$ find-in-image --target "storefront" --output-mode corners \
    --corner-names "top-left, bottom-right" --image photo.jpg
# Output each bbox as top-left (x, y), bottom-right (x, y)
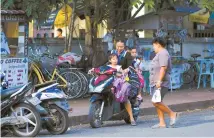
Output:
top-left (1, 10), bottom-right (29, 88)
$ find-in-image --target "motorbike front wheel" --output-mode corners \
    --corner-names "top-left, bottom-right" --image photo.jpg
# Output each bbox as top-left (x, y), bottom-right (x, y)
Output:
top-left (12, 103), bottom-right (41, 137)
top-left (88, 102), bottom-right (102, 128)
top-left (46, 105), bottom-right (69, 135)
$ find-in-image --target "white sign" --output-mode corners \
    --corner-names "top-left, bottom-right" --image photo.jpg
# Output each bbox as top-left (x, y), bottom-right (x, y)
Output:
top-left (0, 58), bottom-right (28, 88)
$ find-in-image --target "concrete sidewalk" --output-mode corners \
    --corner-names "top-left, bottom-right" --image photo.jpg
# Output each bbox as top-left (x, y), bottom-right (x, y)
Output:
top-left (68, 88), bottom-right (214, 126)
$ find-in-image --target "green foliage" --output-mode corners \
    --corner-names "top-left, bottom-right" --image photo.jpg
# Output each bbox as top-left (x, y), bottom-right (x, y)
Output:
top-left (200, 0), bottom-right (214, 11)
top-left (1, 0), bottom-right (63, 22)
top-left (1, 0), bottom-right (214, 25)
top-left (144, 0), bottom-right (155, 9)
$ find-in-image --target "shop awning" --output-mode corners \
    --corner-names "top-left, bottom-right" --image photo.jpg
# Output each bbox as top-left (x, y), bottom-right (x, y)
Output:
top-left (1, 10), bottom-right (25, 15)
top-left (114, 6), bottom-right (200, 30)
top-left (115, 12), bottom-right (159, 30)
top-left (1, 10), bottom-right (26, 22)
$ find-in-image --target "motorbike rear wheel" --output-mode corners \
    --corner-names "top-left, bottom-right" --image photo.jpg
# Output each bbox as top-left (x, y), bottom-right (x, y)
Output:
top-left (88, 102), bottom-right (102, 128)
top-left (46, 104), bottom-right (69, 135)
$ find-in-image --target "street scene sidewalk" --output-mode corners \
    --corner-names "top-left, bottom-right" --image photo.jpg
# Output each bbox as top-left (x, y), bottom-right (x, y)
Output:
top-left (2, 0), bottom-right (214, 137)
top-left (68, 88), bottom-right (214, 126)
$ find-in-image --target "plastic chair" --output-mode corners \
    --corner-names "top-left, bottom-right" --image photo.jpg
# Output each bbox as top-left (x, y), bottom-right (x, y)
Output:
top-left (169, 74), bottom-right (173, 92)
top-left (197, 59), bottom-right (214, 89)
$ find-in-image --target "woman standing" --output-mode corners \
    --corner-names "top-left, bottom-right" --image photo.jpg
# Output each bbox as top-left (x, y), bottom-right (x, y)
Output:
top-left (150, 37), bottom-right (178, 128)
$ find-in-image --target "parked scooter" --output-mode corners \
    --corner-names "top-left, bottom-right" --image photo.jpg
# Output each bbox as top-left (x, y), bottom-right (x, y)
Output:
top-left (31, 81), bottom-right (71, 135)
top-left (88, 66), bottom-right (142, 128)
top-left (1, 73), bottom-right (42, 137)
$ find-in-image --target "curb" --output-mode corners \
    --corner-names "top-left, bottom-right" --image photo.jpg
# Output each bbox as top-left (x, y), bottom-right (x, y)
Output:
top-left (68, 99), bottom-right (214, 126)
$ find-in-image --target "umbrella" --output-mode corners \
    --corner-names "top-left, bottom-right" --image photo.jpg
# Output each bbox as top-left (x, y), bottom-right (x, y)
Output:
top-left (189, 8), bottom-right (210, 24)
top-left (54, 4), bottom-right (72, 28)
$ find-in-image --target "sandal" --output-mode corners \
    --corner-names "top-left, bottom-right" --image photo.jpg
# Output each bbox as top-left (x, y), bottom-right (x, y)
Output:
top-left (170, 112), bottom-right (179, 126)
top-left (131, 120), bottom-right (137, 126)
top-left (151, 124), bottom-right (166, 129)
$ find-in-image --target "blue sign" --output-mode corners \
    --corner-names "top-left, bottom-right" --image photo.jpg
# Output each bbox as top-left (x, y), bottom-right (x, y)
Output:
top-left (209, 12), bottom-right (214, 25)
top-left (174, 6), bottom-right (200, 13)
top-left (39, 9), bottom-right (59, 29)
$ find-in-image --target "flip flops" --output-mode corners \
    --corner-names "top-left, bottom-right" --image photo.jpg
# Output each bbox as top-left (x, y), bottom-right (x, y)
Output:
top-left (131, 120), bottom-right (137, 126)
top-left (151, 124), bottom-right (166, 129)
top-left (170, 112), bottom-right (179, 126)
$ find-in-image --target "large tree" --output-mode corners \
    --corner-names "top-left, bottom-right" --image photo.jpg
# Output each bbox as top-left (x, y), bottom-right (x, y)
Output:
top-left (2, 0), bottom-right (214, 53)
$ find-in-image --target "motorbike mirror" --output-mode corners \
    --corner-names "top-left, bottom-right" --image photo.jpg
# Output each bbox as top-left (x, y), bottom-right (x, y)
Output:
top-left (1, 72), bottom-right (6, 80)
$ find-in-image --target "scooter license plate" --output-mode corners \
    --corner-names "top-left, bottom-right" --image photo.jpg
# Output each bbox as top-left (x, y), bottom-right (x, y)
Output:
top-left (28, 97), bottom-right (41, 105)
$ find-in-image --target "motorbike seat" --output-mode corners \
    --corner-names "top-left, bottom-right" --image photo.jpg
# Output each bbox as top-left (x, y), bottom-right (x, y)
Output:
top-left (191, 54), bottom-right (201, 60)
top-left (34, 80), bottom-right (57, 91)
top-left (0, 86), bottom-right (23, 100)
top-left (34, 81), bottom-right (58, 92)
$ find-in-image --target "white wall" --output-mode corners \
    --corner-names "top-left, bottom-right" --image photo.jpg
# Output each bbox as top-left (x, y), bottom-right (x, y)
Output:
top-left (182, 42), bottom-right (214, 59)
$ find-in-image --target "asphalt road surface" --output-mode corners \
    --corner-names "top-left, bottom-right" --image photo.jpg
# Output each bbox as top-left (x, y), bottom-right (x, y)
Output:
top-left (38, 107), bottom-right (214, 137)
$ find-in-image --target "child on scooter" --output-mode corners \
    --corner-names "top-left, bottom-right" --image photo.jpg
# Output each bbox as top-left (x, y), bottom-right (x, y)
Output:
top-left (89, 54), bottom-right (137, 126)
top-left (107, 54), bottom-right (137, 126)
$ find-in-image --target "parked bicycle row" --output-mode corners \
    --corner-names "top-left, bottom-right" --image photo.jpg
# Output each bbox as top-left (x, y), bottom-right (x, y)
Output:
top-left (28, 47), bottom-right (90, 99)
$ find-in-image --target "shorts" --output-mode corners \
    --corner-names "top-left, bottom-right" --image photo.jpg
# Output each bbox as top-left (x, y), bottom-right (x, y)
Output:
top-left (150, 87), bottom-right (168, 101)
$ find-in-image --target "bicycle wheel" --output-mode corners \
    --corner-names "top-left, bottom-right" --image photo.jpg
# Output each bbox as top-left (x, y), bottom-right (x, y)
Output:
top-left (77, 71), bottom-right (89, 98)
top-left (57, 71), bottom-right (83, 99)
top-left (74, 71), bottom-right (87, 98)
top-left (183, 71), bottom-right (194, 84)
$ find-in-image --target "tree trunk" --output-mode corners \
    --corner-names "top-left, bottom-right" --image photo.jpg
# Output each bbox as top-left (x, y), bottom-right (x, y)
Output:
top-left (68, 0), bottom-right (77, 52)
top-left (64, 0), bottom-right (68, 52)
top-left (85, 15), bottom-right (92, 54)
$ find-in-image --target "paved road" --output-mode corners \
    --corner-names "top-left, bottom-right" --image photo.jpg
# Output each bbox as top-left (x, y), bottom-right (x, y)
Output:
top-left (39, 108), bottom-right (214, 137)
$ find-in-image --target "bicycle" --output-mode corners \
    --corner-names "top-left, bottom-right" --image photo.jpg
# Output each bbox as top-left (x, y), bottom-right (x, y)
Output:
top-left (182, 54), bottom-right (212, 86)
top-left (28, 48), bottom-right (83, 99)
top-left (182, 54), bottom-right (201, 84)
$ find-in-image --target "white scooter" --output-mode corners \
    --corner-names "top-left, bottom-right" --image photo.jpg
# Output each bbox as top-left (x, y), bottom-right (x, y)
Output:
top-left (31, 81), bottom-right (72, 135)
